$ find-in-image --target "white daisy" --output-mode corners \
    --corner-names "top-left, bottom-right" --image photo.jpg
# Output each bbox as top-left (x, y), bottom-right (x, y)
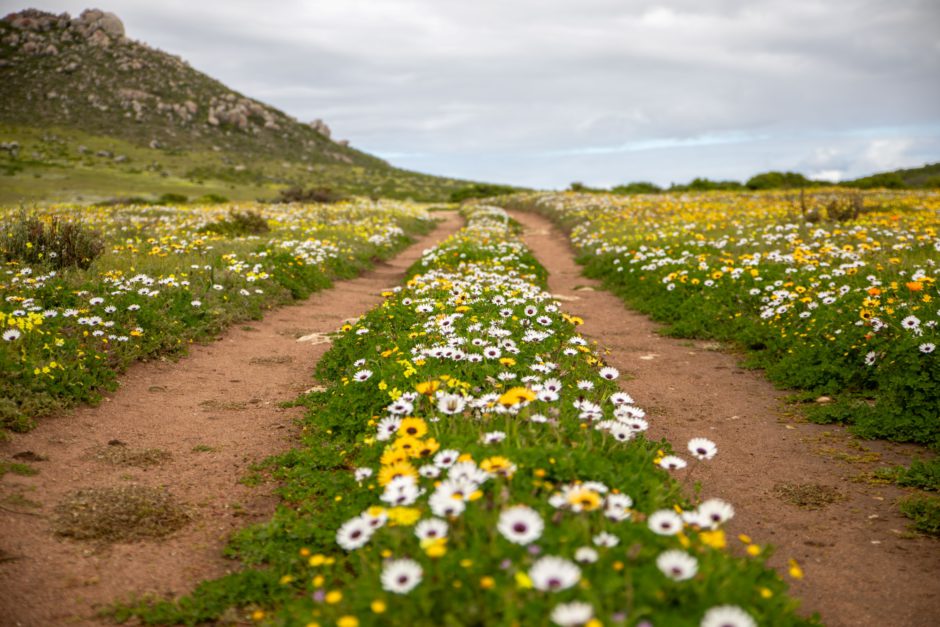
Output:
top-left (497, 505), bottom-right (544, 545)
top-left (648, 509), bottom-right (684, 535)
top-left (551, 601), bottom-right (594, 627)
top-left (599, 366), bottom-right (619, 380)
top-left (419, 464), bottom-right (441, 478)
top-left (2, 329), bottom-right (21, 341)
top-left (336, 517), bottom-right (373, 551)
top-left (688, 437), bottom-right (718, 460)
top-left (700, 605), bottom-right (756, 627)
top-left (414, 518), bottom-right (448, 541)
top-left (354, 467), bottom-right (373, 482)
top-left (592, 531), bottom-right (619, 547)
top-left (352, 369), bottom-right (373, 382)
top-left (697, 498), bottom-right (735, 528)
top-left (609, 391), bottom-right (634, 405)
top-left (434, 449), bottom-right (461, 468)
top-left (483, 431), bottom-right (506, 444)
top-left (529, 556), bottom-right (581, 592)
top-left (901, 315), bottom-right (921, 330)
top-left (659, 456), bottom-right (688, 470)
top-left (920, 343), bottom-right (936, 354)
top-left (657, 550), bottom-right (699, 581)
top-left (376, 416), bottom-right (402, 441)
top-left (574, 547), bottom-right (599, 563)
top-left (428, 490), bottom-right (466, 517)
top-left (381, 558), bottom-right (423, 594)
top-left (436, 392), bottom-right (467, 414)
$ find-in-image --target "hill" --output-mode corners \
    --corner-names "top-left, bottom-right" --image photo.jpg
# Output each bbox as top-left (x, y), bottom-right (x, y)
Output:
top-left (0, 8), bottom-right (477, 203)
top-left (840, 162), bottom-right (940, 189)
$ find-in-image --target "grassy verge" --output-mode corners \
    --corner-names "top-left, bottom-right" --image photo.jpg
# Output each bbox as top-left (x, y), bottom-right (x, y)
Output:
top-left (114, 205), bottom-right (814, 626)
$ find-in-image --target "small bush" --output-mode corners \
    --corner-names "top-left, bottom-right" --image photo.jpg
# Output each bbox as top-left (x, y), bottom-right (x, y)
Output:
top-left (156, 192), bottom-right (188, 205)
top-left (194, 193), bottom-right (229, 204)
top-left (0, 213), bottom-right (104, 269)
top-left (198, 209), bottom-right (270, 236)
top-left (449, 183), bottom-right (517, 203)
top-left (276, 186), bottom-right (346, 204)
top-left (898, 495), bottom-right (940, 536)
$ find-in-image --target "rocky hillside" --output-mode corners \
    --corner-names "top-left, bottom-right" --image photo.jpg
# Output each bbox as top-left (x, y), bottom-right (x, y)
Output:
top-left (0, 8), bottom-right (475, 202)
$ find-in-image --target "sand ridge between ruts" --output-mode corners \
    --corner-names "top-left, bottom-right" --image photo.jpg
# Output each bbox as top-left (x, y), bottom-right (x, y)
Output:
top-left (507, 209), bottom-right (940, 627)
top-left (0, 211), bottom-right (464, 626)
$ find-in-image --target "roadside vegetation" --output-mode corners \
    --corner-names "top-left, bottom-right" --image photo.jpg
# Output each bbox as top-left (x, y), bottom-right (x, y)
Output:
top-left (503, 189), bottom-right (940, 536)
top-left (0, 199), bottom-right (436, 435)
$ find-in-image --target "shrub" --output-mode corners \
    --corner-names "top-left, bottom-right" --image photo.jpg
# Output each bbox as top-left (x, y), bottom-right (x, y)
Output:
top-left (448, 183), bottom-right (517, 203)
top-left (198, 209), bottom-right (270, 236)
top-left (0, 213), bottom-right (104, 269)
top-left (898, 495), bottom-right (940, 536)
top-left (276, 186), bottom-right (346, 204)
top-left (612, 181), bottom-right (662, 194)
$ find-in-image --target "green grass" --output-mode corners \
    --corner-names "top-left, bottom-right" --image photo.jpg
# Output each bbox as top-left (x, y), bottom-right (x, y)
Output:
top-left (0, 124), bottom-right (475, 203)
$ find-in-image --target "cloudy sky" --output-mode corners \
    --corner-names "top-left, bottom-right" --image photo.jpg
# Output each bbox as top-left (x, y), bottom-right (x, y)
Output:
top-left (8, 1), bottom-right (940, 188)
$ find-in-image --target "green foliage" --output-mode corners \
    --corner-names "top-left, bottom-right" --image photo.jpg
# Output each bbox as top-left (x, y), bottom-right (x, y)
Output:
top-left (671, 178), bottom-right (744, 191)
top-left (276, 186), bottom-right (347, 204)
top-left (156, 192), bottom-right (189, 205)
top-left (198, 209), bottom-right (270, 237)
top-left (0, 460), bottom-right (39, 478)
top-left (843, 164), bottom-right (940, 190)
top-left (611, 181), bottom-right (663, 194)
top-left (449, 183), bottom-right (518, 203)
top-left (898, 495), bottom-right (940, 536)
top-left (0, 212), bottom-right (104, 269)
top-left (746, 171), bottom-right (815, 190)
top-left (882, 458), bottom-right (940, 492)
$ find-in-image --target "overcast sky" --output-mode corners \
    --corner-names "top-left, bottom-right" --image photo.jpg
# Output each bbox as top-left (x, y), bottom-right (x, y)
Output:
top-left (8, 1), bottom-right (940, 188)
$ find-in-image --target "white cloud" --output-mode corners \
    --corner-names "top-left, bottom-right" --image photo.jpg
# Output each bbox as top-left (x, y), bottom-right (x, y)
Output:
top-left (7, 0), bottom-right (940, 186)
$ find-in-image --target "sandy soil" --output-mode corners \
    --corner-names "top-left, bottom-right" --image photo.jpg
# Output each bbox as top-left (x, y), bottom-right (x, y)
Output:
top-left (510, 210), bottom-right (940, 627)
top-left (0, 212), bottom-right (463, 627)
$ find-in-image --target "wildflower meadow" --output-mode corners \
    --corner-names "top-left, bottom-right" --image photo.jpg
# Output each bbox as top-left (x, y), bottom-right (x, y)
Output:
top-left (118, 205), bottom-right (814, 626)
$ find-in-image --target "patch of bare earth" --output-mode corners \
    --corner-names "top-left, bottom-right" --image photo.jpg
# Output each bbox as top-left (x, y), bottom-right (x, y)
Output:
top-left (510, 210), bottom-right (940, 627)
top-left (0, 212), bottom-right (462, 626)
